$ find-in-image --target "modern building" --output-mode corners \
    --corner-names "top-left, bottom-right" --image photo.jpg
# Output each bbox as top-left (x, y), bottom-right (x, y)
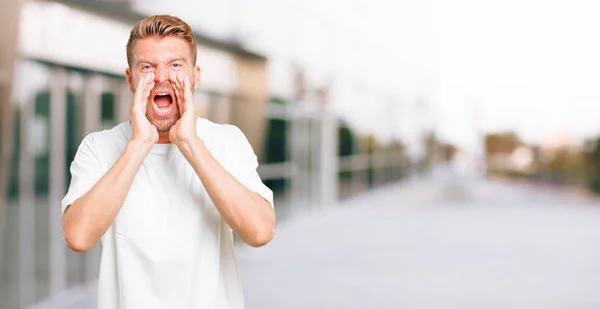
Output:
top-left (1, 1), bottom-right (426, 308)
top-left (2, 1), bottom-right (272, 308)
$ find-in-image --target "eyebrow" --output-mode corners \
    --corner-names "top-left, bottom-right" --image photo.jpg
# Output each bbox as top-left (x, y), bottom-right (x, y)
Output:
top-left (137, 57), bottom-right (186, 66)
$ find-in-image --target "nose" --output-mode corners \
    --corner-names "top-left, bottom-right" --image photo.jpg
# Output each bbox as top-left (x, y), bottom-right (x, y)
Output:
top-left (154, 63), bottom-right (170, 84)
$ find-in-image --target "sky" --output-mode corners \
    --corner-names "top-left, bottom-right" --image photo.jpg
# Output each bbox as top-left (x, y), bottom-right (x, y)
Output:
top-left (434, 0), bottom-right (600, 151)
top-left (134, 0), bottom-right (600, 154)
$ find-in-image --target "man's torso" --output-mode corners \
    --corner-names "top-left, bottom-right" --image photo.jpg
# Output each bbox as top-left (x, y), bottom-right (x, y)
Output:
top-left (91, 119), bottom-right (244, 309)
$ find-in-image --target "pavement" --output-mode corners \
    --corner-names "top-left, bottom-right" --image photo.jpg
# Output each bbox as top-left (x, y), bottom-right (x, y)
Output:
top-left (7, 168), bottom-right (600, 308)
top-left (236, 170), bottom-right (600, 309)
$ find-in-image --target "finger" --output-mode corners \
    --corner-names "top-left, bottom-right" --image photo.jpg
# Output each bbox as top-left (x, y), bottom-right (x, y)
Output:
top-left (146, 73), bottom-right (155, 90)
top-left (170, 73), bottom-right (184, 115)
top-left (183, 76), bottom-right (194, 106)
top-left (184, 76), bottom-right (196, 116)
top-left (143, 77), bottom-right (154, 103)
top-left (132, 74), bottom-right (149, 116)
top-left (169, 71), bottom-right (180, 92)
top-left (170, 73), bottom-right (181, 98)
top-left (175, 88), bottom-right (185, 116)
top-left (134, 74), bottom-right (147, 104)
top-left (141, 73), bottom-right (155, 112)
top-left (136, 74), bottom-right (152, 100)
top-left (170, 73), bottom-right (181, 104)
top-left (176, 74), bottom-right (186, 115)
top-left (176, 73), bottom-right (185, 99)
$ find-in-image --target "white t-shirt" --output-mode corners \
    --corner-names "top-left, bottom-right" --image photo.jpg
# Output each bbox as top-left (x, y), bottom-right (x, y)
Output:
top-left (61, 117), bottom-right (274, 309)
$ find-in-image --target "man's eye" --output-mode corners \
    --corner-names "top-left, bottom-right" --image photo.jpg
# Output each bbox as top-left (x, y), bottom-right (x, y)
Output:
top-left (141, 65), bottom-right (152, 70)
top-left (172, 63), bottom-right (181, 68)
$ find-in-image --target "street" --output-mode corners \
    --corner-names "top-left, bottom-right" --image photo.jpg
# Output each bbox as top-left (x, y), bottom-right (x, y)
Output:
top-left (11, 169), bottom-right (600, 309)
top-left (237, 170), bottom-right (600, 309)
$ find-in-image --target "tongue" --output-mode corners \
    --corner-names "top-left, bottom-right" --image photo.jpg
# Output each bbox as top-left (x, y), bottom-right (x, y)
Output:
top-left (155, 96), bottom-right (171, 108)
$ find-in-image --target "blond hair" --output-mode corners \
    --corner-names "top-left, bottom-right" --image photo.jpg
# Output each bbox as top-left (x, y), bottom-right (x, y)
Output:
top-left (126, 15), bottom-right (197, 67)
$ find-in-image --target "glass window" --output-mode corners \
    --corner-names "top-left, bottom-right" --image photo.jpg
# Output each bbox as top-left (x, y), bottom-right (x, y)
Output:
top-left (1, 60), bottom-right (125, 308)
top-left (2, 59), bottom-right (52, 308)
top-left (101, 92), bottom-right (116, 130)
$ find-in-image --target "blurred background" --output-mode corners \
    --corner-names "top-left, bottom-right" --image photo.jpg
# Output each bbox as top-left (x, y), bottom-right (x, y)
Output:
top-left (2, 0), bottom-right (600, 308)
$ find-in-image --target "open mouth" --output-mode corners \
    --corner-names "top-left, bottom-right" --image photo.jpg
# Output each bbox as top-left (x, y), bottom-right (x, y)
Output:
top-left (152, 92), bottom-right (174, 115)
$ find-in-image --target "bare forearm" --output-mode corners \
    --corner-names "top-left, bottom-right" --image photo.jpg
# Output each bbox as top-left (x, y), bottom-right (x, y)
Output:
top-left (179, 138), bottom-right (275, 247)
top-left (62, 140), bottom-right (151, 251)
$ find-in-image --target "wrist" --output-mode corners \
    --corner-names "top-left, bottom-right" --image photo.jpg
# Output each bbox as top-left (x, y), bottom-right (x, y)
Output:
top-left (177, 137), bottom-right (206, 160)
top-left (126, 139), bottom-right (153, 157)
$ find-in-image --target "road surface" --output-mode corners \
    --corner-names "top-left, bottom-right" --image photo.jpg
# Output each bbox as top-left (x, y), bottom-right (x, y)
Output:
top-left (8, 169), bottom-right (600, 309)
top-left (237, 171), bottom-right (600, 309)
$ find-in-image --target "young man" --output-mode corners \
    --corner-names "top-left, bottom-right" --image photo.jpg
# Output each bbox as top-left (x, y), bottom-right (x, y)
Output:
top-left (60, 15), bottom-right (275, 309)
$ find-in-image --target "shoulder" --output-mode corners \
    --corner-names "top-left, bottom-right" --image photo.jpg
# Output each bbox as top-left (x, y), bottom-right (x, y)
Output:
top-left (78, 122), bottom-right (130, 157)
top-left (195, 118), bottom-right (248, 147)
top-left (195, 118), bottom-right (255, 166)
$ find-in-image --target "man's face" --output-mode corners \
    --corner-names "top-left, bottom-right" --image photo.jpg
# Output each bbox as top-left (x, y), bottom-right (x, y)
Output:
top-left (126, 36), bottom-right (200, 132)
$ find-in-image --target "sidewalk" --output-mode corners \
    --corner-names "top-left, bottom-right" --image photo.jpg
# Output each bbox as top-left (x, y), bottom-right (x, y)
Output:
top-left (488, 175), bottom-right (600, 204)
top-left (235, 177), bottom-right (444, 309)
top-left (23, 178), bottom-right (434, 309)
top-left (235, 174), bottom-right (600, 309)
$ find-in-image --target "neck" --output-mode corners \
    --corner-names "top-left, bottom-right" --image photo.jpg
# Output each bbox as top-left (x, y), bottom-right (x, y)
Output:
top-left (157, 132), bottom-right (171, 144)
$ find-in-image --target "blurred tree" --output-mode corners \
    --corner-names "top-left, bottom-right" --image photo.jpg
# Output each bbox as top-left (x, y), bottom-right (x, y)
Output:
top-left (484, 131), bottom-right (527, 176)
top-left (442, 143), bottom-right (458, 162)
top-left (485, 131), bottom-right (524, 157)
top-left (583, 136), bottom-right (600, 193)
top-left (545, 146), bottom-right (585, 184)
top-left (337, 121), bottom-right (355, 157)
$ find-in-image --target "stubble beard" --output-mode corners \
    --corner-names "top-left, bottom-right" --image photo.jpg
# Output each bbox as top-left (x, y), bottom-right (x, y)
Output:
top-left (145, 103), bottom-right (181, 132)
top-left (141, 80), bottom-right (181, 133)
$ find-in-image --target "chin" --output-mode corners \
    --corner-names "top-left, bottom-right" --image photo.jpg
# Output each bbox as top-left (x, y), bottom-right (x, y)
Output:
top-left (154, 119), bottom-right (178, 132)
top-left (147, 114), bottom-right (179, 133)
top-left (146, 91), bottom-right (180, 132)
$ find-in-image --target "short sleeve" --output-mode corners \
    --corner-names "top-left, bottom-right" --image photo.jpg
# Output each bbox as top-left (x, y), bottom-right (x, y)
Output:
top-left (225, 126), bottom-right (274, 208)
top-left (61, 134), bottom-right (106, 214)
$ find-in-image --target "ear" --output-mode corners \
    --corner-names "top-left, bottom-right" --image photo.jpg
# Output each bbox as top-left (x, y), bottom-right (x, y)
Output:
top-left (192, 65), bottom-right (201, 90)
top-left (125, 68), bottom-right (134, 92)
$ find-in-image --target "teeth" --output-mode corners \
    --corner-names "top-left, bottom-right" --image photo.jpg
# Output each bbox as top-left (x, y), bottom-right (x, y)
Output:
top-left (156, 93), bottom-right (169, 96)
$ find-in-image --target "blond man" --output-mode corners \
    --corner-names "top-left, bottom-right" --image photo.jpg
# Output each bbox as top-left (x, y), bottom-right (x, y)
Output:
top-left (60, 15), bottom-right (275, 309)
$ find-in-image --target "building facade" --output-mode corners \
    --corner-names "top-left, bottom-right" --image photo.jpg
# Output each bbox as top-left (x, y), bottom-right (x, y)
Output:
top-left (1, 1), bottom-right (422, 308)
top-left (2, 1), bottom-right (271, 308)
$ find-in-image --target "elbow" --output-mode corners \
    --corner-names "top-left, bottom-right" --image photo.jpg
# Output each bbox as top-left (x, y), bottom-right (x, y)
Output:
top-left (246, 228), bottom-right (274, 248)
top-left (237, 198), bottom-right (276, 247)
top-left (63, 228), bottom-right (94, 252)
top-left (62, 217), bottom-right (94, 253)
top-left (245, 214), bottom-right (276, 248)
